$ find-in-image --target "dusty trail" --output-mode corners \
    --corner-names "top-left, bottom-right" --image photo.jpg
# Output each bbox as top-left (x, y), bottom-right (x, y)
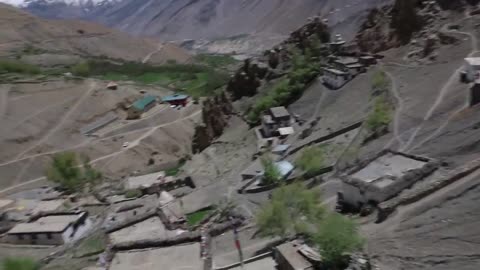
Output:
top-left (382, 68), bottom-right (405, 148)
top-left (0, 109), bottom-right (202, 195)
top-left (14, 81), bottom-right (97, 159)
top-left (401, 25), bottom-right (479, 151)
top-left (142, 44), bottom-right (164, 64)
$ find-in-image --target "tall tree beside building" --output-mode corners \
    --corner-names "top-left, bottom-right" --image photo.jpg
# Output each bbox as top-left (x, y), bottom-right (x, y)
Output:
top-left (256, 182), bottom-right (325, 238)
top-left (46, 152), bottom-right (102, 193)
top-left (313, 213), bottom-right (365, 268)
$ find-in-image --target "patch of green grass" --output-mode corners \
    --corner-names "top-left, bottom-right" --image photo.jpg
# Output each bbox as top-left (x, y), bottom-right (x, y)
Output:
top-left (2, 257), bottom-right (40, 270)
top-left (165, 162), bottom-right (184, 177)
top-left (0, 59), bottom-right (40, 75)
top-left (194, 54), bottom-right (238, 68)
top-left (74, 234), bottom-right (106, 258)
top-left (125, 189), bottom-right (142, 198)
top-left (85, 60), bottom-right (229, 97)
top-left (186, 209), bottom-right (212, 227)
top-left (296, 145), bottom-right (326, 177)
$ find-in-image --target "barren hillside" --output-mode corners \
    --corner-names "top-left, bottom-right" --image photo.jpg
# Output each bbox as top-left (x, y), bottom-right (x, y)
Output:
top-left (0, 3), bottom-right (191, 64)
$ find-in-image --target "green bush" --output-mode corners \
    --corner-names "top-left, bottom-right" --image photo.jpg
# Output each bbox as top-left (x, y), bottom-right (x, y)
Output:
top-left (2, 257), bottom-right (40, 270)
top-left (296, 145), bottom-right (326, 177)
top-left (366, 96), bottom-right (391, 132)
top-left (186, 208), bottom-right (212, 227)
top-left (247, 49), bottom-right (322, 123)
top-left (256, 182), bottom-right (325, 238)
top-left (46, 152), bottom-right (102, 194)
top-left (194, 54), bottom-right (237, 68)
top-left (261, 157), bottom-right (282, 185)
top-left (313, 213), bottom-right (364, 268)
top-left (0, 59), bottom-right (40, 75)
top-left (372, 71), bottom-right (389, 91)
top-left (125, 189), bottom-right (142, 198)
top-left (71, 62), bottom-right (91, 77)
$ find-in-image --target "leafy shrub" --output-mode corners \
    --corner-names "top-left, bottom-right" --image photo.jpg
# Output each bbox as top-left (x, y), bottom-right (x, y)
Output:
top-left (71, 62), bottom-right (91, 77)
top-left (366, 96), bottom-right (391, 132)
top-left (261, 157), bottom-right (281, 185)
top-left (296, 145), bottom-right (326, 177)
top-left (2, 257), bottom-right (40, 270)
top-left (0, 59), bottom-right (40, 75)
top-left (125, 189), bottom-right (142, 198)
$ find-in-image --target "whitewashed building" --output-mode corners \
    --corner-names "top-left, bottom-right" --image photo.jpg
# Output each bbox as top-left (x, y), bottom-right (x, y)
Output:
top-left (4, 212), bottom-right (91, 245)
top-left (322, 68), bottom-right (350, 89)
top-left (464, 57), bottom-right (480, 82)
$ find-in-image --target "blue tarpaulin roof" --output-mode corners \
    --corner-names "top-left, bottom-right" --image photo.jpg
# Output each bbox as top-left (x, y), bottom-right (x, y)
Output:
top-left (162, 94), bottom-right (189, 102)
top-left (133, 95), bottom-right (156, 110)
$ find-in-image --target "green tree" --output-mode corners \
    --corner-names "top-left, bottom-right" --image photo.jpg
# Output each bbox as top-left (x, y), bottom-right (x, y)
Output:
top-left (366, 96), bottom-right (391, 132)
top-left (372, 71), bottom-right (389, 91)
top-left (296, 145), bottom-right (325, 177)
top-left (261, 157), bottom-right (281, 185)
top-left (2, 257), bottom-right (40, 270)
top-left (71, 61), bottom-right (91, 77)
top-left (256, 182), bottom-right (325, 238)
top-left (313, 213), bottom-right (364, 269)
top-left (46, 152), bottom-right (102, 193)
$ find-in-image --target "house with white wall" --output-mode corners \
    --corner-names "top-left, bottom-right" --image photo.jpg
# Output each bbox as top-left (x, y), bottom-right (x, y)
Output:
top-left (464, 57), bottom-right (480, 82)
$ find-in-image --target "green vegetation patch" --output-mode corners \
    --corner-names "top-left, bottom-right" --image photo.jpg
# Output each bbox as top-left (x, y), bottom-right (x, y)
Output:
top-left (71, 60), bottom-right (229, 98)
top-left (194, 54), bottom-right (238, 68)
top-left (366, 96), bottom-right (392, 132)
top-left (125, 189), bottom-right (142, 199)
top-left (186, 208), bottom-right (213, 227)
top-left (1, 257), bottom-right (40, 270)
top-left (73, 234), bottom-right (106, 258)
top-left (247, 49), bottom-right (322, 123)
top-left (0, 59), bottom-right (40, 75)
top-left (165, 159), bottom-right (186, 176)
top-left (46, 152), bottom-right (102, 194)
top-left (296, 145), bottom-right (326, 177)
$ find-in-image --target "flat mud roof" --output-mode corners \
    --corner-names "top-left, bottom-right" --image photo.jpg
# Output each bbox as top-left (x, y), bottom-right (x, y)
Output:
top-left (351, 153), bottom-right (427, 183)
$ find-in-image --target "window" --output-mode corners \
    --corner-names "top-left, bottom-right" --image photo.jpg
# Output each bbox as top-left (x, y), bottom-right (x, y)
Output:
top-left (31, 234), bottom-right (37, 240)
top-left (17, 234), bottom-right (24, 240)
top-left (46, 233), bottom-right (52, 239)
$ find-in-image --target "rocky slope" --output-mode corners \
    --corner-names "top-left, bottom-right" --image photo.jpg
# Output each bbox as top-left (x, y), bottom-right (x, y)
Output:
top-left (17, 0), bottom-right (392, 55)
top-left (0, 3), bottom-right (191, 64)
top-left (355, 0), bottom-right (480, 53)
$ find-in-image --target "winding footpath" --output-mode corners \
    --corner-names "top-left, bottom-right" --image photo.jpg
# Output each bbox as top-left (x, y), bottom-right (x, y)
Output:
top-left (401, 18), bottom-right (479, 152)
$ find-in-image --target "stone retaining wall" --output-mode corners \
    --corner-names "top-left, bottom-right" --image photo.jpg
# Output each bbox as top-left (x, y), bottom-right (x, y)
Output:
top-left (377, 158), bottom-right (480, 222)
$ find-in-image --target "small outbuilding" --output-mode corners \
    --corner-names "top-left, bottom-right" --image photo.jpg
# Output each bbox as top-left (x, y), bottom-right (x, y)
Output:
top-left (162, 94), bottom-right (189, 107)
top-left (127, 95), bottom-right (157, 119)
top-left (322, 68), bottom-right (350, 89)
top-left (106, 82), bottom-right (118, 90)
top-left (464, 57), bottom-right (480, 82)
top-left (4, 212), bottom-right (91, 245)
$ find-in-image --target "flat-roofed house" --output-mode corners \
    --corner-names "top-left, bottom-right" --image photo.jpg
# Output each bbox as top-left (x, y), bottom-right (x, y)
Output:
top-left (275, 242), bottom-right (313, 270)
top-left (262, 107), bottom-right (294, 138)
top-left (4, 212), bottom-right (91, 245)
top-left (465, 57), bottom-right (480, 82)
top-left (127, 95), bottom-right (157, 119)
top-left (322, 68), bottom-right (350, 89)
top-left (161, 94), bottom-right (189, 107)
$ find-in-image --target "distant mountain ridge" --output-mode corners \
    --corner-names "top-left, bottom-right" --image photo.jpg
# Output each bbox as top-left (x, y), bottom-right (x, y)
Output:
top-left (17, 0), bottom-right (389, 39)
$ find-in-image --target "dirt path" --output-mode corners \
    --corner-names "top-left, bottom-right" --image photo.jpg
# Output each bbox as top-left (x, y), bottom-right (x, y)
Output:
top-left (382, 67), bottom-right (405, 148)
top-left (14, 81), bottom-right (97, 159)
top-left (401, 22), bottom-right (479, 151)
top-left (142, 44), bottom-right (164, 64)
top-left (0, 108), bottom-right (202, 195)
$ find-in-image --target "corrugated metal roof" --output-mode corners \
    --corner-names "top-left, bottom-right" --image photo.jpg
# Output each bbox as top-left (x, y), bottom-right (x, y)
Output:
top-left (275, 161), bottom-right (294, 177)
top-left (278, 127), bottom-right (294, 136)
top-left (133, 95), bottom-right (156, 110)
top-left (162, 94), bottom-right (189, 102)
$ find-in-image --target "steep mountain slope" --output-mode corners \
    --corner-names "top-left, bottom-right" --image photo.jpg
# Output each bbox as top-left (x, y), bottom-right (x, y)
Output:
top-left (16, 0), bottom-right (392, 54)
top-left (0, 3), bottom-right (191, 64)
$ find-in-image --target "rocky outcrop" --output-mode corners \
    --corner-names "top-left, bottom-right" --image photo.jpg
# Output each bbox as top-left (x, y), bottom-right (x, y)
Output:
top-left (226, 18), bottom-right (330, 100)
top-left (355, 0), bottom-right (453, 53)
top-left (192, 92), bottom-right (233, 153)
top-left (227, 59), bottom-right (268, 100)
